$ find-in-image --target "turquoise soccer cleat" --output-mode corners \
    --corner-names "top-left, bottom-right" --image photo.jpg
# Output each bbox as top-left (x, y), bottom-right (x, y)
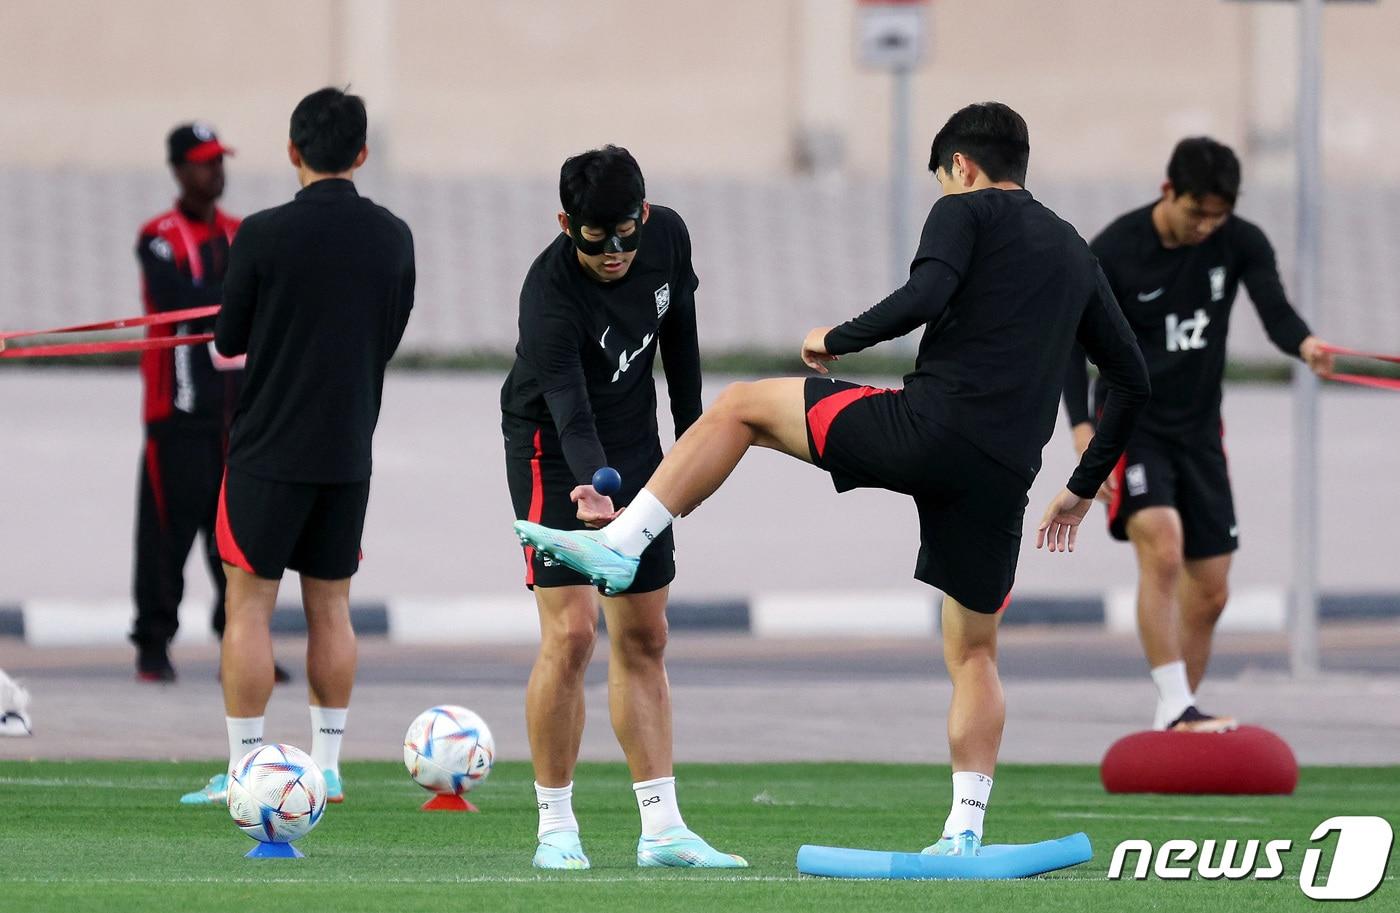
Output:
top-left (533, 830), bottom-right (591, 870)
top-left (637, 827), bottom-right (749, 868)
top-left (323, 768), bottom-right (344, 804)
top-left (922, 829), bottom-right (982, 857)
top-left (514, 521), bottom-right (639, 596)
top-left (178, 772), bottom-right (229, 806)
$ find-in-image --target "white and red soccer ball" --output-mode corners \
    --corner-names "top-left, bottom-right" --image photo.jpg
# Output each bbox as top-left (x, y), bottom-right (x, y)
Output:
top-left (227, 743), bottom-right (327, 844)
top-left (403, 705), bottom-right (494, 796)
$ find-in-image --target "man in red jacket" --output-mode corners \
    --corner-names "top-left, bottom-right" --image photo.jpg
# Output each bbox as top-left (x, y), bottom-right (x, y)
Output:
top-left (131, 122), bottom-right (288, 685)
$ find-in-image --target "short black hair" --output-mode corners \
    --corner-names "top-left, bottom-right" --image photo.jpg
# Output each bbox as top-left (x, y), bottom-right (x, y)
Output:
top-left (929, 101), bottom-right (1030, 184)
top-left (1166, 137), bottom-right (1241, 205)
top-left (289, 87), bottom-right (367, 174)
top-left (559, 145), bottom-right (645, 226)
top-left (928, 102), bottom-right (1030, 185)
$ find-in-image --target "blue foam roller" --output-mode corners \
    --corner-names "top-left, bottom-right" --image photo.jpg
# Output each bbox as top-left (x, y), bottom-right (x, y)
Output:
top-left (796, 832), bottom-right (1092, 880)
top-left (245, 841), bottom-right (305, 859)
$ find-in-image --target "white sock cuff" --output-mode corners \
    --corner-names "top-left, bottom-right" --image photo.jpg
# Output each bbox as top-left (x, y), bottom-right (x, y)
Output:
top-left (226, 716), bottom-right (266, 772)
top-left (602, 488), bottom-right (675, 557)
top-left (953, 771), bottom-right (993, 787)
top-left (535, 781), bottom-right (574, 800)
top-left (632, 775), bottom-right (676, 791)
top-left (1151, 660), bottom-right (1195, 701)
top-left (631, 489), bottom-right (674, 521)
top-left (310, 706), bottom-right (349, 726)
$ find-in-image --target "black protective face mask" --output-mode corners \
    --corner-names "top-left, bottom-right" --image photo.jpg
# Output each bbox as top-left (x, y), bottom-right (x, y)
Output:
top-left (568, 207), bottom-right (643, 256)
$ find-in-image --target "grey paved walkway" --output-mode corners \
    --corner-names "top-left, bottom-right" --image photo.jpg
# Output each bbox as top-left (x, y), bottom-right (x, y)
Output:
top-left (2, 372), bottom-right (1399, 607)
top-left (3, 624), bottom-right (1398, 766)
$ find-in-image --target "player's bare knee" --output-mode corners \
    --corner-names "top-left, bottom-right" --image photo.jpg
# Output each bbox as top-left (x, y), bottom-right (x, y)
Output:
top-left (543, 618), bottom-right (597, 669)
top-left (710, 381), bottom-right (754, 421)
top-left (1135, 527), bottom-right (1184, 583)
top-left (944, 637), bottom-right (996, 672)
top-left (615, 620), bottom-right (668, 664)
top-left (1195, 582), bottom-right (1229, 620)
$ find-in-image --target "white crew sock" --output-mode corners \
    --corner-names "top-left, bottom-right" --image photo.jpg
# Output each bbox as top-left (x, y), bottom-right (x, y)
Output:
top-left (536, 781), bottom-right (579, 838)
top-left (226, 716), bottom-right (265, 774)
top-left (633, 775), bottom-right (687, 837)
top-left (943, 771), bottom-right (994, 840)
top-left (1151, 660), bottom-right (1194, 730)
top-left (310, 706), bottom-right (348, 773)
top-left (601, 489), bottom-right (674, 558)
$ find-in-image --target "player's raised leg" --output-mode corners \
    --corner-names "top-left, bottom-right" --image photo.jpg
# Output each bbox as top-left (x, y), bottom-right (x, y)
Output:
top-left (603, 588), bottom-right (747, 868)
top-left (1178, 554), bottom-right (1231, 692)
top-left (180, 564), bottom-right (278, 805)
top-left (526, 585), bottom-right (597, 870)
top-left (303, 575), bottom-right (355, 803)
top-left (516, 378), bottom-right (811, 592)
top-left (923, 596), bottom-right (1002, 858)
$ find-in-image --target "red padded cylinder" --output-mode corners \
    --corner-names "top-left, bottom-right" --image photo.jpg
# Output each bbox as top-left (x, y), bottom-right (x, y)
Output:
top-left (1101, 725), bottom-right (1298, 795)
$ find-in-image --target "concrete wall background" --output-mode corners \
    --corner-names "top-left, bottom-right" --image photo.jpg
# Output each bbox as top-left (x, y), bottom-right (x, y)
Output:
top-left (2, 0), bottom-right (1398, 181)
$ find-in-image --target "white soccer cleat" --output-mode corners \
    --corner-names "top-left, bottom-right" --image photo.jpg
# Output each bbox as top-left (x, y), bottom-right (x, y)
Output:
top-left (0, 669), bottom-right (32, 737)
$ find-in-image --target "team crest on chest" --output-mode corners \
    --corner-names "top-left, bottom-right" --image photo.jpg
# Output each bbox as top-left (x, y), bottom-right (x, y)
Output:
top-left (1209, 266), bottom-right (1226, 302)
top-left (654, 283), bottom-right (670, 319)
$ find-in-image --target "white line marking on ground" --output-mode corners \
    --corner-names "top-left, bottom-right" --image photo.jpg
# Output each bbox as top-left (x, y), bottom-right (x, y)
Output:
top-left (1052, 811), bottom-right (1271, 824)
top-left (13, 873), bottom-right (1391, 887)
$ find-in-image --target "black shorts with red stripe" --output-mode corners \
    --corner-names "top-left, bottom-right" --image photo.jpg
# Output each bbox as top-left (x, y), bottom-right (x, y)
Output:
top-left (1105, 424), bottom-right (1238, 559)
top-left (216, 467), bottom-right (370, 580)
top-left (804, 377), bottom-right (1029, 614)
top-left (502, 415), bottom-right (675, 593)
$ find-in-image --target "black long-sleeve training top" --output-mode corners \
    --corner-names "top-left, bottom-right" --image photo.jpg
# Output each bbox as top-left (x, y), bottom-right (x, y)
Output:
top-left (825, 188), bottom-right (1150, 500)
top-left (1064, 203), bottom-right (1310, 436)
top-left (215, 179), bottom-right (415, 484)
top-left (500, 204), bottom-right (703, 483)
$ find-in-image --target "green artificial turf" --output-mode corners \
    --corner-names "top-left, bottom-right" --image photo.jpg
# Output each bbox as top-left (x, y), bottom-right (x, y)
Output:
top-left (0, 761), bottom-right (1394, 912)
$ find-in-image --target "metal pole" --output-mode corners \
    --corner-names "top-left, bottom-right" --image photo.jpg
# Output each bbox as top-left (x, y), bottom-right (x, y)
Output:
top-left (1290, 0), bottom-right (1322, 679)
top-left (891, 64), bottom-right (913, 291)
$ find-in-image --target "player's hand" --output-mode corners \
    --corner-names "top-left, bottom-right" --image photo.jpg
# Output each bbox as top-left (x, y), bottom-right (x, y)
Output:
top-left (801, 326), bottom-right (839, 374)
top-left (1035, 488), bottom-right (1091, 553)
top-left (1300, 336), bottom-right (1335, 378)
top-left (570, 485), bottom-right (618, 528)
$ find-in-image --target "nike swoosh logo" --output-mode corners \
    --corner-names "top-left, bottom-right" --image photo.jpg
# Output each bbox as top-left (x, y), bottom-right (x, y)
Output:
top-left (599, 326), bottom-right (611, 349)
top-left (1137, 288), bottom-right (1166, 302)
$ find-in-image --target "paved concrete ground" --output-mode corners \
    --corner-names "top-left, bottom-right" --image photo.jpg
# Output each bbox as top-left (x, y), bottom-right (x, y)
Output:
top-left (2, 371), bottom-right (1398, 607)
top-left (4, 622), bottom-right (1398, 766)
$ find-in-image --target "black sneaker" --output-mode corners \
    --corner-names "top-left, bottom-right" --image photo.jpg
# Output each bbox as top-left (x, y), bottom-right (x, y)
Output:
top-left (1168, 705), bottom-right (1238, 733)
top-left (136, 645), bottom-right (176, 683)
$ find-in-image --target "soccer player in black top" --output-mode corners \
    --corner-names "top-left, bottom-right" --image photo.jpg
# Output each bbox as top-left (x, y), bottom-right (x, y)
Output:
top-left (178, 89), bottom-right (414, 808)
top-left (501, 147), bottom-right (742, 869)
top-left (518, 103), bottom-right (1151, 858)
top-left (1063, 138), bottom-right (1334, 733)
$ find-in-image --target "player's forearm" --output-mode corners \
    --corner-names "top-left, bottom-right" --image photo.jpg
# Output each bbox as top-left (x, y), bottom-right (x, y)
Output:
top-left (1067, 366), bottom-right (1148, 497)
top-left (140, 257), bottom-right (223, 314)
top-left (1244, 268), bottom-right (1311, 357)
top-left (1062, 344), bottom-right (1092, 428)
top-left (542, 385), bottom-right (609, 483)
top-left (1069, 278), bottom-right (1149, 496)
top-left (824, 259), bottom-right (957, 355)
top-left (213, 309), bottom-right (251, 357)
top-left (660, 317), bottom-right (703, 436)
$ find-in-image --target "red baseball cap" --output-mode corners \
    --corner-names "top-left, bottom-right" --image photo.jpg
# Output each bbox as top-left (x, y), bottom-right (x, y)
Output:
top-left (167, 122), bottom-right (235, 165)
